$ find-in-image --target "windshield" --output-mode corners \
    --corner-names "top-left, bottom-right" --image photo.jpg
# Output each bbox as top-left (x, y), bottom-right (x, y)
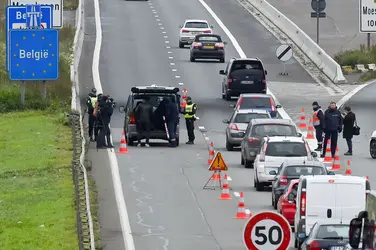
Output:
top-left (252, 124), bottom-right (297, 137)
top-left (231, 60), bottom-right (263, 71)
top-left (238, 97), bottom-right (272, 109)
top-left (197, 36), bottom-right (221, 42)
top-left (265, 142), bottom-right (307, 157)
top-left (185, 22), bottom-right (208, 28)
top-left (316, 225), bottom-right (349, 239)
top-left (133, 94), bottom-right (177, 109)
top-left (283, 166), bottom-right (326, 176)
top-left (234, 113), bottom-right (270, 123)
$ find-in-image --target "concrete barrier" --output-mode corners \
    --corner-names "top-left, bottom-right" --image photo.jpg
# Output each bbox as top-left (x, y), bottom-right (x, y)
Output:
top-left (247, 0), bottom-right (347, 83)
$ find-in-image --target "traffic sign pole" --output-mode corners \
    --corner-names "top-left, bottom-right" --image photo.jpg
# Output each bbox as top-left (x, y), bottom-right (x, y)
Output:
top-left (310, 0), bottom-right (326, 45)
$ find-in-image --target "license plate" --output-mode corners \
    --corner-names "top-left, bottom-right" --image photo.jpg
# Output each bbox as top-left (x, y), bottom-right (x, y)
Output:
top-left (330, 247), bottom-right (344, 250)
top-left (191, 32), bottom-right (199, 34)
top-left (238, 132), bottom-right (245, 136)
top-left (241, 80), bottom-right (254, 84)
top-left (203, 45), bottom-right (214, 49)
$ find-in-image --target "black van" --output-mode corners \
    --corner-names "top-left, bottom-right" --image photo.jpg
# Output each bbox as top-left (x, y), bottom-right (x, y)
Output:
top-left (119, 85), bottom-right (181, 146)
top-left (220, 57), bottom-right (268, 100)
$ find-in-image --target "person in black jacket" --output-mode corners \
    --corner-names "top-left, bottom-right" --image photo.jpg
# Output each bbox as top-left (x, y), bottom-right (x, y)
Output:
top-left (342, 106), bottom-right (356, 155)
top-left (321, 101), bottom-right (343, 159)
top-left (134, 97), bottom-right (154, 148)
top-left (96, 95), bottom-right (114, 149)
top-left (312, 101), bottom-right (325, 151)
top-left (163, 97), bottom-right (179, 147)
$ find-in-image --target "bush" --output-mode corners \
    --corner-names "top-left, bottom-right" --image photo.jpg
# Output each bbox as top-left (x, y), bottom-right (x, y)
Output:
top-left (334, 45), bottom-right (376, 67)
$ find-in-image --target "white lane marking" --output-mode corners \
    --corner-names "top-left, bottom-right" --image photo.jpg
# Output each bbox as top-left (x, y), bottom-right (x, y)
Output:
top-left (227, 176), bottom-right (232, 181)
top-left (164, 36), bottom-right (168, 38)
top-left (198, 0), bottom-right (293, 123)
top-left (156, 19), bottom-right (160, 21)
top-left (150, 6), bottom-right (154, 8)
top-left (178, 82), bottom-right (184, 85)
top-left (204, 136), bottom-right (210, 141)
top-left (245, 209), bottom-right (251, 215)
top-left (92, 0), bottom-right (135, 248)
top-left (175, 76), bottom-right (181, 78)
top-left (172, 69), bottom-right (177, 72)
top-left (155, 15), bottom-right (159, 17)
top-left (168, 51), bottom-right (172, 54)
top-left (162, 31), bottom-right (167, 34)
top-left (165, 41), bottom-right (170, 44)
top-left (170, 62), bottom-right (175, 65)
top-left (168, 57), bottom-right (173, 59)
top-left (198, 126), bottom-right (205, 130)
top-left (337, 80), bottom-right (376, 108)
top-left (234, 192), bottom-right (240, 197)
top-left (160, 27), bottom-right (165, 30)
top-left (158, 23), bottom-right (162, 26)
top-left (166, 46), bottom-right (171, 49)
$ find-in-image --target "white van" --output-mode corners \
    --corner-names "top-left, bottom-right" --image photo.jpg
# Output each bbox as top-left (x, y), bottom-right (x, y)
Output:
top-left (293, 175), bottom-right (371, 249)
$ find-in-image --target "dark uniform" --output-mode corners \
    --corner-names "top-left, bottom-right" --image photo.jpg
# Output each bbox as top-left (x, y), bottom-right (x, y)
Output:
top-left (163, 97), bottom-right (179, 147)
top-left (183, 96), bottom-right (197, 144)
top-left (312, 101), bottom-right (325, 151)
top-left (96, 95), bottom-right (114, 149)
top-left (343, 106), bottom-right (356, 155)
top-left (134, 98), bottom-right (153, 147)
top-left (321, 102), bottom-right (343, 158)
top-left (85, 88), bottom-right (98, 141)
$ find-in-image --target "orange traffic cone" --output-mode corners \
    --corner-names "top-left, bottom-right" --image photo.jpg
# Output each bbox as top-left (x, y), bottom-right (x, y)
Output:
top-left (331, 156), bottom-right (341, 170)
top-left (306, 118), bottom-right (315, 139)
top-left (182, 88), bottom-right (187, 99)
top-left (119, 130), bottom-right (129, 154)
top-left (208, 142), bottom-right (215, 165)
top-left (299, 108), bottom-right (307, 130)
top-left (219, 174), bottom-right (231, 200)
top-left (334, 146), bottom-right (340, 161)
top-left (234, 192), bottom-right (248, 219)
top-left (345, 160), bottom-right (352, 175)
top-left (211, 171), bottom-right (221, 181)
top-left (323, 139), bottom-right (332, 163)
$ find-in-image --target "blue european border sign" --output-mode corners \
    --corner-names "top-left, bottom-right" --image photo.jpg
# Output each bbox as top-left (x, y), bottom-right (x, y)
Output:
top-left (6, 5), bottom-right (53, 71)
top-left (9, 29), bottom-right (59, 80)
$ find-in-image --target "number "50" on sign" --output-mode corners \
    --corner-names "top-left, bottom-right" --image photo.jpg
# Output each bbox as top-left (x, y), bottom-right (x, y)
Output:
top-left (243, 211), bottom-right (292, 250)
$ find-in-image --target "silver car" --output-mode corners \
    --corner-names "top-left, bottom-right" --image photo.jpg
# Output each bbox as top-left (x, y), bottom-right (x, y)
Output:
top-left (222, 109), bottom-right (271, 151)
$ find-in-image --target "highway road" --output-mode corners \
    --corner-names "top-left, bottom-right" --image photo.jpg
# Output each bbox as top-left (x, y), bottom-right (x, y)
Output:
top-left (77, 0), bottom-right (367, 249)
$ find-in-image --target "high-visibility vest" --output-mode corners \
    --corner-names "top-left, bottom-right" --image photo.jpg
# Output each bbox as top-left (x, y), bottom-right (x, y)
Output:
top-left (90, 97), bottom-right (98, 108)
top-left (185, 103), bottom-right (196, 119)
top-left (313, 109), bottom-right (322, 126)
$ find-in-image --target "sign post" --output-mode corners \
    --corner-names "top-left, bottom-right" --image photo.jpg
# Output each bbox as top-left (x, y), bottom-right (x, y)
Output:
top-left (310, 0), bottom-right (326, 45)
top-left (359, 0), bottom-right (376, 49)
top-left (243, 211), bottom-right (292, 250)
top-left (275, 44), bottom-right (293, 76)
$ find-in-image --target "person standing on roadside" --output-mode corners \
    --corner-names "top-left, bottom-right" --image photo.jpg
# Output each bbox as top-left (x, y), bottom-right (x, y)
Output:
top-left (134, 97), bottom-right (153, 148)
top-left (85, 88), bottom-right (98, 141)
top-left (312, 101), bottom-right (325, 151)
top-left (342, 106), bottom-right (356, 156)
top-left (163, 97), bottom-right (179, 147)
top-left (182, 96), bottom-right (197, 145)
top-left (321, 101), bottom-right (343, 159)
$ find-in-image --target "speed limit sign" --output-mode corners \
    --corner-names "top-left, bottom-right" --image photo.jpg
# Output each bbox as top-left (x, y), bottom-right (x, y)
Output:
top-left (243, 211), bottom-right (291, 250)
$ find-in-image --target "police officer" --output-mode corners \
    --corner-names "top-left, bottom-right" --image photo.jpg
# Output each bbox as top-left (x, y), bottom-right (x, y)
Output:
top-left (163, 97), bottom-right (179, 147)
top-left (96, 95), bottom-right (114, 149)
top-left (312, 101), bottom-right (325, 151)
top-left (85, 88), bottom-right (98, 141)
top-left (182, 96), bottom-right (197, 144)
top-left (321, 101), bottom-right (343, 159)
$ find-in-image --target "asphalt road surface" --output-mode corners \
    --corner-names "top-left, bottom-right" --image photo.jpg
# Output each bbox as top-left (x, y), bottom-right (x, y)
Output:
top-left (77, 0), bottom-right (368, 249)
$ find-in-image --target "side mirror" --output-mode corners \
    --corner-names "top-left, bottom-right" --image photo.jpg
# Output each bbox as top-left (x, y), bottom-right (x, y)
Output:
top-left (223, 41), bottom-right (228, 45)
top-left (311, 152), bottom-right (318, 157)
top-left (328, 171), bottom-right (335, 175)
top-left (269, 170), bottom-right (277, 175)
top-left (297, 132), bottom-right (302, 137)
top-left (222, 119), bottom-right (230, 124)
top-left (210, 25), bottom-right (214, 28)
top-left (119, 106), bottom-right (125, 113)
top-left (219, 70), bottom-right (225, 75)
top-left (229, 104), bottom-right (235, 108)
top-left (276, 104), bottom-right (282, 109)
top-left (264, 70), bottom-right (268, 75)
top-left (288, 193), bottom-right (295, 202)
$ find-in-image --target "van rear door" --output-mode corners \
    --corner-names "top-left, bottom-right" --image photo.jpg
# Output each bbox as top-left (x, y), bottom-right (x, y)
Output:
top-left (305, 181), bottom-right (336, 234)
top-left (335, 182), bottom-right (366, 220)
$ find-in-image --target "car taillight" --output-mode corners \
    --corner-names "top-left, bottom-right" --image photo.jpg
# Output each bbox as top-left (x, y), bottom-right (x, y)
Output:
top-left (309, 240), bottom-right (321, 250)
top-left (182, 29), bottom-right (189, 33)
top-left (129, 114), bottom-right (136, 124)
top-left (301, 192), bottom-right (306, 216)
top-left (280, 176), bottom-right (288, 185)
top-left (269, 98), bottom-right (275, 112)
top-left (229, 123), bottom-right (238, 130)
top-left (203, 30), bottom-right (212, 33)
top-left (193, 42), bottom-right (202, 48)
top-left (236, 97), bottom-right (242, 109)
top-left (215, 43), bottom-right (224, 48)
top-left (228, 76), bottom-right (233, 84)
top-left (248, 137), bottom-right (260, 143)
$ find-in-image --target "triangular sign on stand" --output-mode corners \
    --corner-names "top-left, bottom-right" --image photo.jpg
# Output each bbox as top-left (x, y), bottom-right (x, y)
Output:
top-left (208, 152), bottom-right (228, 171)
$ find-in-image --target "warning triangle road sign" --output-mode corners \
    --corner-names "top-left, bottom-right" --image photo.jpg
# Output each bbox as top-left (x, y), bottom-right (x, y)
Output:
top-left (208, 152), bottom-right (228, 171)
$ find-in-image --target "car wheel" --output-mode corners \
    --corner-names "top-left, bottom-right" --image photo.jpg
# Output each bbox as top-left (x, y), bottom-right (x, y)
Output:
top-left (176, 137), bottom-right (179, 146)
top-left (226, 140), bottom-right (233, 151)
top-left (272, 194), bottom-right (275, 207)
top-left (220, 57), bottom-right (225, 63)
top-left (255, 179), bottom-right (264, 191)
top-left (273, 196), bottom-right (278, 209)
top-left (370, 140), bottom-right (376, 159)
top-left (225, 91), bottom-right (231, 101)
top-left (127, 136), bottom-right (134, 146)
top-left (253, 177), bottom-right (256, 188)
top-left (190, 56), bottom-right (195, 62)
top-left (241, 154), bottom-right (244, 165)
top-left (245, 159), bottom-right (253, 169)
top-left (179, 42), bottom-right (184, 48)
top-left (294, 238), bottom-right (298, 248)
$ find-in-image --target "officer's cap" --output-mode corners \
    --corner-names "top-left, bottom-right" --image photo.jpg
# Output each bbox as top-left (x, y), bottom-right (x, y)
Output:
top-left (186, 96), bottom-right (192, 101)
top-left (91, 88), bottom-right (97, 93)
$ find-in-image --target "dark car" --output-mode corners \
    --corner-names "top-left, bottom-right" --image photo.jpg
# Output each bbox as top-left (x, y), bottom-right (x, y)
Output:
top-left (190, 34), bottom-right (226, 62)
top-left (230, 93), bottom-right (282, 118)
top-left (220, 57), bottom-right (268, 100)
top-left (119, 85), bottom-right (181, 146)
top-left (271, 160), bottom-right (332, 209)
top-left (240, 119), bottom-right (301, 168)
top-left (301, 221), bottom-right (350, 250)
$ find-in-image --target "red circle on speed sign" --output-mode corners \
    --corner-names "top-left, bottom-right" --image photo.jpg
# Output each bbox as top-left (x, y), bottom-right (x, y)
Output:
top-left (243, 211), bottom-right (291, 250)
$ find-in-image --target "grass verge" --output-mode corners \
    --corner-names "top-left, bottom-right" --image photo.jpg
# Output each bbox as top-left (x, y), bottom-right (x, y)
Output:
top-left (0, 110), bottom-right (78, 249)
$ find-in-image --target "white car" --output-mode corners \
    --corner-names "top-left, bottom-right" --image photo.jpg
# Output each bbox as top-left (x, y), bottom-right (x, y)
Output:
top-left (370, 130), bottom-right (376, 159)
top-left (253, 136), bottom-right (317, 191)
top-left (178, 19), bottom-right (213, 48)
